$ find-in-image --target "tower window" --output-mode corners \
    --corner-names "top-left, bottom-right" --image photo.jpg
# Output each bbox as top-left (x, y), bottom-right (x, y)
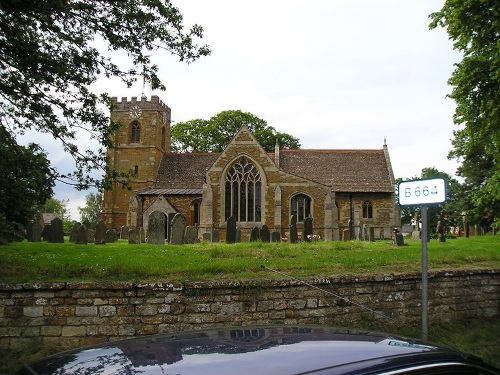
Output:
top-left (291, 194), bottom-right (311, 222)
top-left (131, 122), bottom-right (140, 143)
top-left (225, 158), bottom-right (261, 222)
top-left (362, 200), bottom-right (373, 219)
top-left (134, 165), bottom-right (139, 176)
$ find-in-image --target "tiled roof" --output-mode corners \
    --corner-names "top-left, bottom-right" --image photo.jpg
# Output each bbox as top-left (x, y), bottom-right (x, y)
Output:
top-left (136, 187), bottom-right (202, 195)
top-left (154, 152), bottom-right (219, 189)
top-left (149, 149), bottom-right (394, 194)
top-left (278, 149), bottom-right (394, 193)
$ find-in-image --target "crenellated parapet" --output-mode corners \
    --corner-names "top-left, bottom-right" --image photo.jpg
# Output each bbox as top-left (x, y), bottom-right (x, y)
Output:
top-left (111, 95), bottom-right (171, 121)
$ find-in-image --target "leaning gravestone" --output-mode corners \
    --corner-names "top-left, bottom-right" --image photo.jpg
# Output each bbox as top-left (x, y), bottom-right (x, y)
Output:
top-left (260, 225), bottom-right (270, 242)
top-left (185, 226), bottom-right (199, 244)
top-left (148, 211), bottom-right (166, 245)
top-left (105, 229), bottom-right (118, 243)
top-left (26, 222), bottom-right (42, 242)
top-left (250, 226), bottom-right (260, 242)
top-left (120, 225), bottom-right (129, 239)
top-left (170, 213), bottom-right (186, 245)
top-left (74, 224), bottom-right (88, 245)
top-left (48, 218), bottom-right (64, 243)
top-left (226, 216), bottom-right (236, 244)
top-left (303, 216), bottom-right (313, 241)
top-left (128, 227), bottom-right (141, 244)
top-left (289, 215), bottom-right (298, 243)
top-left (95, 221), bottom-right (107, 245)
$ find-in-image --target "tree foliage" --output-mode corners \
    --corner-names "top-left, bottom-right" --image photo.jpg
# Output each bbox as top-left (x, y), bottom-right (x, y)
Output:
top-left (429, 0), bottom-right (500, 228)
top-left (0, 0), bottom-right (210, 190)
top-left (0, 127), bottom-right (55, 244)
top-left (171, 110), bottom-right (301, 152)
top-left (78, 192), bottom-right (103, 229)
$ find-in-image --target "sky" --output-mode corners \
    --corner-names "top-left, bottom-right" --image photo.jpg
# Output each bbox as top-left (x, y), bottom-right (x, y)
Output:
top-left (34, 0), bottom-right (462, 220)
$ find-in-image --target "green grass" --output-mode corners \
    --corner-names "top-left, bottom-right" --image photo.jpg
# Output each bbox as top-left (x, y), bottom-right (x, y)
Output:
top-left (0, 235), bottom-right (498, 282)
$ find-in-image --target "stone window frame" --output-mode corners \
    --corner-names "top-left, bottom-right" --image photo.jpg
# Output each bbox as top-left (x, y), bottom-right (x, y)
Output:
top-left (130, 121), bottom-right (141, 144)
top-left (290, 193), bottom-right (312, 223)
top-left (223, 156), bottom-right (263, 225)
top-left (190, 198), bottom-right (202, 226)
top-left (362, 200), bottom-right (373, 219)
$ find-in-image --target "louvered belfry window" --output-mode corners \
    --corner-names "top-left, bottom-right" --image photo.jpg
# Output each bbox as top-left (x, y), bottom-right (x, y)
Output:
top-left (225, 158), bottom-right (262, 222)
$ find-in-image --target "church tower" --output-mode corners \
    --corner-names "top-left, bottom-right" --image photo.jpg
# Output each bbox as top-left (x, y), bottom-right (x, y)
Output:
top-left (102, 96), bottom-right (171, 231)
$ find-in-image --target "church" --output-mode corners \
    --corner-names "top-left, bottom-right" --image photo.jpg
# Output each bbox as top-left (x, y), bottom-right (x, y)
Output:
top-left (102, 95), bottom-right (400, 241)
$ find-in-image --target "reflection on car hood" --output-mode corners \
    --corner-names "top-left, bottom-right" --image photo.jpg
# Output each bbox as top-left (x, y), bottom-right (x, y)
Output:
top-left (18, 326), bottom-right (487, 375)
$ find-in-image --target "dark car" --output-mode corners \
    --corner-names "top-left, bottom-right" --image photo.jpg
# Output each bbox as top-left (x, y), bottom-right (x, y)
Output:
top-left (15, 326), bottom-right (499, 375)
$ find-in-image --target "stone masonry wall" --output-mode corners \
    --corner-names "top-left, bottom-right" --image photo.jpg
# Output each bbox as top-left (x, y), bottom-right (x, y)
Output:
top-left (0, 269), bottom-right (498, 351)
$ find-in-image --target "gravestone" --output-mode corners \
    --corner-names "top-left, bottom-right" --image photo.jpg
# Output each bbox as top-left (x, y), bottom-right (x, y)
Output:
top-left (250, 226), bottom-right (260, 242)
top-left (140, 227), bottom-right (146, 243)
top-left (120, 225), bottom-right (129, 239)
top-left (86, 229), bottom-right (95, 243)
top-left (411, 230), bottom-right (421, 241)
top-left (26, 222), bottom-right (42, 242)
top-left (342, 229), bottom-right (351, 241)
top-left (211, 229), bottom-right (219, 243)
top-left (82, 219), bottom-right (91, 231)
top-left (95, 221), bottom-right (106, 245)
top-left (289, 215), bottom-right (298, 243)
top-left (41, 225), bottom-right (51, 242)
top-left (202, 232), bottom-right (212, 242)
top-left (260, 225), bottom-right (270, 242)
top-left (226, 216), bottom-right (236, 244)
top-left (148, 211), bottom-right (166, 245)
top-left (48, 218), bottom-right (64, 243)
top-left (128, 227), bottom-right (141, 244)
top-left (74, 224), bottom-right (88, 245)
top-left (271, 231), bottom-right (281, 242)
top-left (235, 228), bottom-right (241, 243)
top-left (69, 222), bottom-right (80, 242)
top-left (394, 234), bottom-right (404, 246)
top-left (170, 213), bottom-right (186, 245)
top-left (303, 216), bottom-right (313, 241)
top-left (185, 226), bottom-right (199, 244)
top-left (436, 220), bottom-right (446, 243)
top-left (105, 229), bottom-right (118, 243)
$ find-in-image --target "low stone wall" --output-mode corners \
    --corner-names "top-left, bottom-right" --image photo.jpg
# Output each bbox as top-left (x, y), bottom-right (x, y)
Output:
top-left (0, 269), bottom-right (498, 351)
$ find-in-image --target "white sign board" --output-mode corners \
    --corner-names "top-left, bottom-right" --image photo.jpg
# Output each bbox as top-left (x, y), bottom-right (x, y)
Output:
top-left (398, 178), bottom-right (446, 206)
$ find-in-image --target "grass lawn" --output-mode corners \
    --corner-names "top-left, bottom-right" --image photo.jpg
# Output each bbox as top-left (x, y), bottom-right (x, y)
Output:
top-left (0, 235), bottom-right (498, 282)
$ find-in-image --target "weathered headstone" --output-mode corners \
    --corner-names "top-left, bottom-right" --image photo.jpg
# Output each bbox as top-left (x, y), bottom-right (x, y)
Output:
top-left (82, 219), bottom-right (91, 231)
top-left (235, 228), bottom-right (241, 243)
top-left (436, 220), bottom-right (446, 243)
top-left (271, 231), bottom-right (281, 242)
top-left (170, 213), bottom-right (186, 245)
top-left (303, 216), bottom-right (313, 241)
top-left (128, 227), bottom-right (141, 244)
top-left (86, 229), bottom-right (95, 243)
top-left (105, 229), bottom-right (118, 243)
top-left (120, 225), bottom-right (129, 239)
top-left (48, 218), bottom-right (64, 243)
top-left (342, 229), bottom-right (351, 241)
top-left (26, 222), bottom-right (42, 242)
top-left (95, 221), bottom-right (106, 245)
top-left (148, 211), bottom-right (166, 245)
top-left (411, 230), bottom-right (421, 241)
top-left (41, 225), bottom-right (51, 242)
top-left (289, 215), bottom-right (298, 243)
top-left (226, 216), bottom-right (236, 244)
top-left (69, 222), bottom-right (80, 242)
top-left (260, 225), bottom-right (270, 242)
top-left (140, 227), bottom-right (146, 243)
top-left (185, 226), bottom-right (199, 244)
top-left (250, 226), bottom-right (260, 242)
top-left (368, 227), bottom-right (375, 242)
top-left (211, 229), bottom-right (219, 243)
top-left (74, 224), bottom-right (88, 245)
top-left (394, 234), bottom-right (404, 246)
top-left (202, 232), bottom-right (212, 242)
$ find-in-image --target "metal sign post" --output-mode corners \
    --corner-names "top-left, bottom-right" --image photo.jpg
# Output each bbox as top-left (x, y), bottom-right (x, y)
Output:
top-left (398, 178), bottom-right (446, 340)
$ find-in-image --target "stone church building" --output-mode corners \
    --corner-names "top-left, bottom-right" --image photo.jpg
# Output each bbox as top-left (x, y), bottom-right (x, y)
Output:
top-left (102, 96), bottom-right (400, 241)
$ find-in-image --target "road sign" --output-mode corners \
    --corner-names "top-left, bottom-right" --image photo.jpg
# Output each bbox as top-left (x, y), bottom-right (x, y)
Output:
top-left (398, 178), bottom-right (446, 206)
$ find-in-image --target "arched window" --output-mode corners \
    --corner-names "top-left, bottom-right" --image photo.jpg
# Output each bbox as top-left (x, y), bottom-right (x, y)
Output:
top-left (131, 122), bottom-right (140, 143)
top-left (225, 158), bottom-right (262, 222)
top-left (291, 194), bottom-right (312, 222)
top-left (362, 200), bottom-right (373, 219)
top-left (190, 199), bottom-right (201, 226)
top-left (133, 165), bottom-right (139, 176)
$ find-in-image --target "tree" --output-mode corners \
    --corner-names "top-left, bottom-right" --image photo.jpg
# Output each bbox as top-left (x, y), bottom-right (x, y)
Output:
top-left (0, 0), bottom-right (210, 191)
top-left (429, 1), bottom-right (500, 228)
top-left (171, 110), bottom-right (301, 152)
top-left (0, 127), bottom-right (54, 244)
top-left (78, 192), bottom-right (103, 229)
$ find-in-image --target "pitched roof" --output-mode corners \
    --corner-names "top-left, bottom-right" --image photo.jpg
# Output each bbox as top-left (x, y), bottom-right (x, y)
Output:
top-left (278, 149), bottom-right (394, 193)
top-left (149, 148), bottom-right (394, 194)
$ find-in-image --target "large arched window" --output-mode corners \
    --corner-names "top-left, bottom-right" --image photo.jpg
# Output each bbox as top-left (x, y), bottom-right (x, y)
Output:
top-left (291, 194), bottom-right (311, 222)
top-left (131, 122), bottom-right (141, 143)
top-left (362, 200), bottom-right (373, 219)
top-left (225, 158), bottom-right (262, 222)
